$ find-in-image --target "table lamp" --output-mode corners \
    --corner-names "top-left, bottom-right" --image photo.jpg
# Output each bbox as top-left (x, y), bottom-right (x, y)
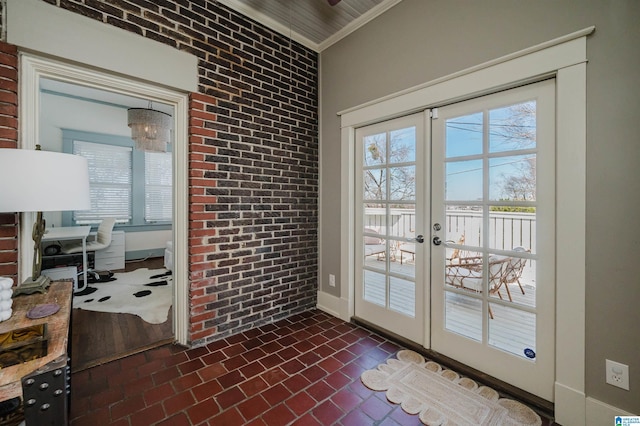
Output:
top-left (0, 146), bottom-right (90, 295)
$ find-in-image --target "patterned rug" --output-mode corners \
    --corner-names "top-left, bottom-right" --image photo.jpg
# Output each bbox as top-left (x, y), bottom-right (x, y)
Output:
top-left (73, 268), bottom-right (172, 324)
top-left (361, 350), bottom-right (542, 426)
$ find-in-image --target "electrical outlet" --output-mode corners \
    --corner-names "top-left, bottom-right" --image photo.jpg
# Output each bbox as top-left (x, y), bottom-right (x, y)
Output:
top-left (605, 359), bottom-right (629, 390)
top-left (329, 274), bottom-right (336, 287)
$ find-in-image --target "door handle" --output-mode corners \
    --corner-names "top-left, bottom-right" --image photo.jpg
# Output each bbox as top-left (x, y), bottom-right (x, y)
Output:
top-left (407, 235), bottom-right (425, 244)
top-left (432, 236), bottom-right (442, 246)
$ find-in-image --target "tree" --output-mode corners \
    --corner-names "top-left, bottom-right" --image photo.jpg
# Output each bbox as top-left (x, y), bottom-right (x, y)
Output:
top-left (492, 101), bottom-right (537, 202)
top-left (363, 132), bottom-right (415, 204)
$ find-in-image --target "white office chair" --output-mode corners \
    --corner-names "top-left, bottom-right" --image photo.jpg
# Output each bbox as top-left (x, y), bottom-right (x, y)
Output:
top-left (62, 218), bottom-right (116, 281)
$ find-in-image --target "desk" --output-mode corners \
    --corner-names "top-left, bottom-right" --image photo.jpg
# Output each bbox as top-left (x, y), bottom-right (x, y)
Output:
top-left (0, 281), bottom-right (73, 424)
top-left (42, 226), bottom-right (91, 291)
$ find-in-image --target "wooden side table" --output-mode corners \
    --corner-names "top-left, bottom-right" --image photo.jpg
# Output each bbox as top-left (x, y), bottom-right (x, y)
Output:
top-left (0, 281), bottom-right (73, 425)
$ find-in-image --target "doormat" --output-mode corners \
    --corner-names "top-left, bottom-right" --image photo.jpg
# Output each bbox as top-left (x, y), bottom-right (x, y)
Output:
top-left (361, 350), bottom-right (542, 426)
top-left (73, 268), bottom-right (172, 324)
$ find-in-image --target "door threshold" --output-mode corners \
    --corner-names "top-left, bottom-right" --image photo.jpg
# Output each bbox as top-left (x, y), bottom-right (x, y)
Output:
top-left (351, 316), bottom-right (555, 421)
top-left (71, 338), bottom-right (175, 373)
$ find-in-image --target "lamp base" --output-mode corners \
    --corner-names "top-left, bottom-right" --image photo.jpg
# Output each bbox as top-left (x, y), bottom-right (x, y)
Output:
top-left (13, 275), bottom-right (51, 297)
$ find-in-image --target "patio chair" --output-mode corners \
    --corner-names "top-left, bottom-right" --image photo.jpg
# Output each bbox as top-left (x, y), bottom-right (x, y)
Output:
top-left (503, 246), bottom-right (530, 296)
top-left (364, 228), bottom-right (386, 260)
top-left (445, 255), bottom-right (512, 319)
top-left (399, 243), bottom-right (415, 264)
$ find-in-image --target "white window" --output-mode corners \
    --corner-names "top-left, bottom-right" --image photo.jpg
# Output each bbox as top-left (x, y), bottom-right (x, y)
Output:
top-left (65, 131), bottom-right (172, 227)
top-left (73, 140), bottom-right (132, 224)
top-left (144, 151), bottom-right (173, 222)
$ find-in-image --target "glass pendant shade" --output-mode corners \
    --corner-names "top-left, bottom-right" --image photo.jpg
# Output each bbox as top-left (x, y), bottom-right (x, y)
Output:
top-left (127, 108), bottom-right (172, 152)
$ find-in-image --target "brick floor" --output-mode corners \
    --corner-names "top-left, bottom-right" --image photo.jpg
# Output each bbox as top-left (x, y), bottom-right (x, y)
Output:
top-left (69, 310), bottom-right (555, 425)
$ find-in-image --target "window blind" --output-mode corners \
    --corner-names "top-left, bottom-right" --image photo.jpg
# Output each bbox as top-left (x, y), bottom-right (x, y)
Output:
top-left (73, 140), bottom-right (132, 224)
top-left (144, 151), bottom-right (172, 222)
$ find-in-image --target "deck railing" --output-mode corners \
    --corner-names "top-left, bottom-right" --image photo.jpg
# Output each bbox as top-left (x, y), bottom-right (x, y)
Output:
top-left (364, 208), bottom-right (535, 252)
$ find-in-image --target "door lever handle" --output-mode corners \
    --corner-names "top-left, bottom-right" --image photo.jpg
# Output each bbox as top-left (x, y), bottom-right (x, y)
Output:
top-left (407, 235), bottom-right (424, 244)
top-left (432, 236), bottom-right (442, 246)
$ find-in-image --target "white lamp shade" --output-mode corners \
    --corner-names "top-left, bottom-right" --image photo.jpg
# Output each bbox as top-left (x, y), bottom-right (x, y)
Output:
top-left (0, 149), bottom-right (91, 212)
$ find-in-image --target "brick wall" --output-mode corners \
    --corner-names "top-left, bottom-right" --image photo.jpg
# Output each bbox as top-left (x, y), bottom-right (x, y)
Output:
top-left (3, 1), bottom-right (318, 345)
top-left (0, 41), bottom-right (19, 280)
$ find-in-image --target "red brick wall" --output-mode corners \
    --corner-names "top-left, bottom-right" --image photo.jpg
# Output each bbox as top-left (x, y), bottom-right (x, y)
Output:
top-left (2, 1), bottom-right (319, 345)
top-left (0, 42), bottom-right (19, 281)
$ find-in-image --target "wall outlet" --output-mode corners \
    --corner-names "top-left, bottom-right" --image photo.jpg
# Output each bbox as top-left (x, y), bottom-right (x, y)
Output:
top-left (605, 359), bottom-right (629, 390)
top-left (329, 274), bottom-right (336, 287)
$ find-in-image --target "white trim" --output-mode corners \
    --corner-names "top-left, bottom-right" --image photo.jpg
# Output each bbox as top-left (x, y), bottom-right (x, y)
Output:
top-left (554, 62), bottom-right (587, 423)
top-left (555, 382), bottom-right (586, 426)
top-left (6, 0), bottom-right (198, 92)
top-left (340, 125), bottom-right (356, 322)
top-left (18, 54), bottom-right (191, 346)
top-left (586, 397), bottom-right (636, 426)
top-left (333, 28), bottom-right (593, 420)
top-left (316, 291), bottom-right (348, 321)
top-left (338, 26), bottom-right (594, 119)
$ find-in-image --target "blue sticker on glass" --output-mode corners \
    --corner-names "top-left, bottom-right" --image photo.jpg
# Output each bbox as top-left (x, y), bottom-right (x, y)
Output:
top-left (524, 348), bottom-right (536, 359)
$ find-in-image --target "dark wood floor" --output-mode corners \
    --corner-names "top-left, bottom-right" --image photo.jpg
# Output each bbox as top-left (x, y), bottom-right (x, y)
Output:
top-left (70, 257), bottom-right (174, 372)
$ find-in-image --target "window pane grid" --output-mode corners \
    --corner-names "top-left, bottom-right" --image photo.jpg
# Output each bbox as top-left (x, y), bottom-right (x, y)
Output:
top-left (73, 140), bottom-right (132, 224)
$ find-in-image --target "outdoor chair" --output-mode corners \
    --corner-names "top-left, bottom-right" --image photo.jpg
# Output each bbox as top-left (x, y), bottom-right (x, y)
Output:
top-left (364, 228), bottom-right (386, 260)
top-left (503, 246), bottom-right (530, 296)
top-left (445, 254), bottom-right (512, 319)
top-left (399, 243), bottom-right (415, 264)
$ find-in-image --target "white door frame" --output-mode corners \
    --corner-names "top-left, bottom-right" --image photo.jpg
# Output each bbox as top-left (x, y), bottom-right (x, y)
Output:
top-left (18, 53), bottom-right (191, 346)
top-left (336, 28), bottom-right (593, 424)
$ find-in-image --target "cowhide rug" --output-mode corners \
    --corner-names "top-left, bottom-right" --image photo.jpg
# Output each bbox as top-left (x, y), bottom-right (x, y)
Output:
top-left (73, 268), bottom-right (172, 324)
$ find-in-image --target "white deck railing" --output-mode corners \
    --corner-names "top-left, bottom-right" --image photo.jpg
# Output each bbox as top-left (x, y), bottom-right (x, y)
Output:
top-left (364, 208), bottom-right (536, 252)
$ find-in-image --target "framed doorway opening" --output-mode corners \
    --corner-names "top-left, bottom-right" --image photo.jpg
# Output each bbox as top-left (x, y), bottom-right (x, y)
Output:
top-left (18, 53), bottom-right (190, 345)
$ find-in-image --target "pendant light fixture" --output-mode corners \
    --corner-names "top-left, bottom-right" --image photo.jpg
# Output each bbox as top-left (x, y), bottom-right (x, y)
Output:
top-left (127, 101), bottom-right (172, 152)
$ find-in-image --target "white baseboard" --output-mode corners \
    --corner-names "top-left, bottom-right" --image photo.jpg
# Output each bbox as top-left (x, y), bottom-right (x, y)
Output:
top-left (586, 397), bottom-right (635, 426)
top-left (555, 381), bottom-right (636, 425)
top-left (555, 382), bottom-right (586, 426)
top-left (316, 290), bottom-right (349, 321)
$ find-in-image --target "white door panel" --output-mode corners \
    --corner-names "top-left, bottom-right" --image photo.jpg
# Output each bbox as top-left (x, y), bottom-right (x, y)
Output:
top-left (354, 112), bottom-right (428, 344)
top-left (430, 80), bottom-right (556, 401)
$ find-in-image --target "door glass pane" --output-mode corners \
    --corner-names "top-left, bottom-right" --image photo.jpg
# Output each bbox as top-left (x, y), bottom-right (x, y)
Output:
top-left (488, 302), bottom-right (536, 359)
top-left (363, 204), bottom-right (386, 233)
top-left (489, 154), bottom-right (536, 201)
top-left (389, 166), bottom-right (416, 201)
top-left (363, 233), bottom-right (386, 273)
top-left (488, 208), bottom-right (536, 253)
top-left (393, 242), bottom-right (416, 279)
top-left (363, 270), bottom-right (386, 307)
top-left (389, 126), bottom-right (416, 163)
top-left (364, 132), bottom-right (386, 166)
top-left (445, 205), bottom-right (483, 255)
top-left (489, 101), bottom-right (536, 153)
top-left (364, 169), bottom-right (386, 200)
top-left (446, 160), bottom-right (482, 201)
top-left (489, 257), bottom-right (536, 309)
top-left (445, 292), bottom-right (482, 341)
top-left (390, 277), bottom-right (415, 317)
top-left (445, 112), bottom-right (483, 158)
top-left (389, 205), bottom-right (417, 279)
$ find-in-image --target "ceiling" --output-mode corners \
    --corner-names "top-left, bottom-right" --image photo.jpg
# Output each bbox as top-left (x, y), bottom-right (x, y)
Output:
top-left (216, 0), bottom-right (403, 51)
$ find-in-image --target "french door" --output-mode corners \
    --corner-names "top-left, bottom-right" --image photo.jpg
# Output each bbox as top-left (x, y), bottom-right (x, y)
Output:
top-left (354, 80), bottom-right (556, 401)
top-left (430, 80), bottom-right (556, 401)
top-left (354, 112), bottom-right (428, 344)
